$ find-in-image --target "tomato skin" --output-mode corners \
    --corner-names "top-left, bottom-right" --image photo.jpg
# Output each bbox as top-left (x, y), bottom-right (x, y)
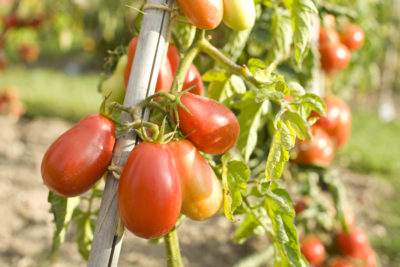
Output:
top-left (329, 257), bottom-right (355, 267)
top-left (124, 37), bottom-right (174, 93)
top-left (177, 0), bottom-right (223, 30)
top-left (177, 92), bottom-right (240, 155)
top-left (319, 42), bottom-right (350, 73)
top-left (118, 142), bottom-right (182, 239)
top-left (41, 114), bottom-right (116, 197)
top-left (293, 126), bottom-right (335, 167)
top-left (222, 0), bottom-right (256, 31)
top-left (300, 236), bottom-right (326, 265)
top-left (311, 96), bottom-right (351, 149)
top-left (361, 247), bottom-right (376, 267)
top-left (167, 45), bottom-right (204, 96)
top-left (340, 24), bottom-right (364, 51)
top-left (319, 27), bottom-right (340, 46)
top-left (167, 139), bottom-right (222, 220)
top-left (336, 228), bottom-right (370, 259)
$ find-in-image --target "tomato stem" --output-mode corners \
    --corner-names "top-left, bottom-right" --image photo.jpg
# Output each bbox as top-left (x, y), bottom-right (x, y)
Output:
top-left (164, 227), bottom-right (184, 267)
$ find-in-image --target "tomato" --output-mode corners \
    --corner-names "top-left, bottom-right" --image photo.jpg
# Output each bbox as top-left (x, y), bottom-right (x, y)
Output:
top-left (329, 257), bottom-right (355, 267)
top-left (41, 114), bottom-right (116, 197)
top-left (167, 45), bottom-right (204, 96)
top-left (18, 43), bottom-right (39, 64)
top-left (294, 198), bottom-right (306, 214)
top-left (361, 247), bottom-right (376, 267)
top-left (319, 27), bottom-right (340, 46)
top-left (222, 0), bottom-right (256, 31)
top-left (340, 24), bottom-right (364, 51)
top-left (124, 37), bottom-right (174, 94)
top-left (177, 92), bottom-right (240, 155)
top-left (300, 236), bottom-right (326, 265)
top-left (323, 14), bottom-right (336, 28)
top-left (101, 54), bottom-right (127, 105)
top-left (177, 0), bottom-right (223, 30)
top-left (319, 42), bottom-right (350, 73)
top-left (118, 142), bottom-right (182, 239)
top-left (310, 96), bottom-right (351, 149)
top-left (336, 228), bottom-right (370, 258)
top-left (167, 139), bottom-right (222, 220)
top-left (293, 125), bottom-right (335, 167)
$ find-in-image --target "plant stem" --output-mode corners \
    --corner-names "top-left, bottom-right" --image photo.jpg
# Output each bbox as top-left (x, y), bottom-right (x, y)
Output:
top-left (164, 228), bottom-right (184, 267)
top-left (170, 29), bottom-right (204, 94)
top-left (199, 38), bottom-right (262, 87)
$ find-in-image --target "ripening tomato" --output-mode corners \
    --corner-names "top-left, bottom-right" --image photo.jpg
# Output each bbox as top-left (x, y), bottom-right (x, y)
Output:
top-left (294, 198), bottom-right (306, 214)
top-left (222, 0), bottom-right (256, 31)
top-left (319, 27), bottom-right (340, 46)
top-left (340, 24), bottom-right (364, 51)
top-left (292, 125), bottom-right (335, 167)
top-left (118, 142), bottom-right (182, 239)
top-left (336, 228), bottom-right (370, 259)
top-left (102, 54), bottom-right (127, 105)
top-left (319, 42), bottom-right (350, 73)
top-left (176, 0), bottom-right (223, 30)
top-left (310, 96), bottom-right (351, 149)
top-left (300, 236), bottom-right (326, 266)
top-left (329, 257), bottom-right (355, 267)
top-left (124, 37), bottom-right (174, 93)
top-left (177, 92), bottom-right (240, 155)
top-left (41, 114), bottom-right (116, 197)
top-left (323, 14), bottom-right (336, 28)
top-left (167, 139), bottom-right (222, 220)
top-left (167, 45), bottom-right (204, 95)
top-left (361, 247), bottom-right (377, 267)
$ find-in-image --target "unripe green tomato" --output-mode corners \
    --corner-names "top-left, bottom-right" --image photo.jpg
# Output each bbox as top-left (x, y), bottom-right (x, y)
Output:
top-left (222, 0), bottom-right (256, 31)
top-left (102, 54), bottom-right (127, 105)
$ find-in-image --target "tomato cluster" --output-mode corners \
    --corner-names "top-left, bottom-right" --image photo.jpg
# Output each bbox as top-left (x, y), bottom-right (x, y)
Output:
top-left (292, 96), bottom-right (352, 167)
top-left (319, 15), bottom-right (364, 76)
top-left (176, 0), bottom-right (255, 31)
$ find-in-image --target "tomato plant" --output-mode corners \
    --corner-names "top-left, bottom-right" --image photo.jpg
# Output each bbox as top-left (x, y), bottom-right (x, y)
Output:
top-left (293, 126), bottom-right (335, 167)
top-left (118, 142), bottom-right (182, 239)
top-left (336, 228), bottom-right (370, 258)
top-left (41, 114), bottom-right (116, 197)
top-left (311, 96), bottom-right (352, 148)
top-left (340, 24), bottom-right (364, 52)
top-left (176, 0), bottom-right (223, 30)
top-left (177, 92), bottom-right (240, 155)
top-left (167, 139), bottom-right (222, 220)
top-left (300, 236), bottom-right (326, 265)
top-left (222, 0), bottom-right (256, 31)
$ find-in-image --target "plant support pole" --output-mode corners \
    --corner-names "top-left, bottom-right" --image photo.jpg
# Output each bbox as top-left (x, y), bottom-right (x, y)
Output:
top-left (87, 1), bottom-right (173, 266)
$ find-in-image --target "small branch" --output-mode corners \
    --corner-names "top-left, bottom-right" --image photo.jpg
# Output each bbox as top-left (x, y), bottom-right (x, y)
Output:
top-left (164, 228), bottom-right (184, 267)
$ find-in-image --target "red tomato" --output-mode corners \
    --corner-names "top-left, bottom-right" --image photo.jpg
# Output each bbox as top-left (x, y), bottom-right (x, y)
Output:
top-left (167, 45), bottom-right (204, 96)
top-left (329, 257), bottom-right (355, 267)
top-left (336, 228), bottom-right (370, 258)
top-left (176, 0), bottom-right (223, 30)
top-left (300, 236), bottom-right (326, 265)
top-left (319, 42), bottom-right (350, 73)
top-left (294, 198), bottom-right (306, 214)
top-left (124, 37), bottom-right (174, 94)
top-left (41, 114), bottom-right (116, 197)
top-left (319, 27), bottom-right (340, 46)
top-left (340, 24), bottom-right (364, 51)
top-left (293, 125), bottom-right (335, 167)
top-left (177, 92), bottom-right (240, 155)
top-left (361, 247), bottom-right (376, 267)
top-left (118, 142), bottom-right (182, 239)
top-left (310, 96), bottom-right (351, 149)
top-left (167, 139), bottom-right (222, 220)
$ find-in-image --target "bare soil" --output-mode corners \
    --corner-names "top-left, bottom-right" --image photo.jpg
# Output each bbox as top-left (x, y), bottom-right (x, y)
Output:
top-left (0, 115), bottom-right (393, 267)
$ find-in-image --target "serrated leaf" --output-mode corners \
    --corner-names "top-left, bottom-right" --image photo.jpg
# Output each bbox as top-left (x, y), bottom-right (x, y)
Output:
top-left (267, 9), bottom-right (293, 64)
top-left (235, 92), bottom-right (268, 162)
top-left (48, 192), bottom-right (80, 256)
top-left (173, 17), bottom-right (196, 49)
top-left (264, 188), bottom-right (303, 267)
top-left (208, 75), bottom-right (246, 103)
top-left (283, 112), bottom-right (308, 140)
top-left (75, 213), bottom-right (94, 260)
top-left (202, 70), bottom-right (229, 82)
top-left (234, 214), bottom-right (264, 244)
top-left (256, 90), bottom-right (286, 102)
top-left (223, 28), bottom-right (253, 62)
top-left (287, 81), bottom-right (305, 97)
top-left (300, 93), bottom-right (326, 116)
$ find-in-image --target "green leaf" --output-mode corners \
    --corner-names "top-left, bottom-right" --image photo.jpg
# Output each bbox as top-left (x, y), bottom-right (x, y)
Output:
top-left (234, 214), bottom-right (264, 244)
top-left (75, 213), bottom-right (95, 260)
top-left (282, 0), bottom-right (317, 64)
top-left (267, 9), bottom-right (293, 64)
top-left (48, 192), bottom-right (80, 256)
top-left (283, 112), bottom-right (308, 140)
top-left (248, 58), bottom-right (267, 69)
top-left (256, 89), bottom-right (286, 102)
top-left (264, 188), bottom-right (304, 267)
top-left (208, 75), bottom-right (246, 103)
top-left (202, 70), bottom-right (229, 82)
top-left (173, 18), bottom-right (196, 50)
top-left (221, 156), bottom-right (250, 221)
top-left (287, 81), bottom-right (305, 97)
top-left (300, 93), bottom-right (326, 116)
top-left (223, 28), bottom-right (253, 63)
top-left (235, 92), bottom-right (268, 162)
